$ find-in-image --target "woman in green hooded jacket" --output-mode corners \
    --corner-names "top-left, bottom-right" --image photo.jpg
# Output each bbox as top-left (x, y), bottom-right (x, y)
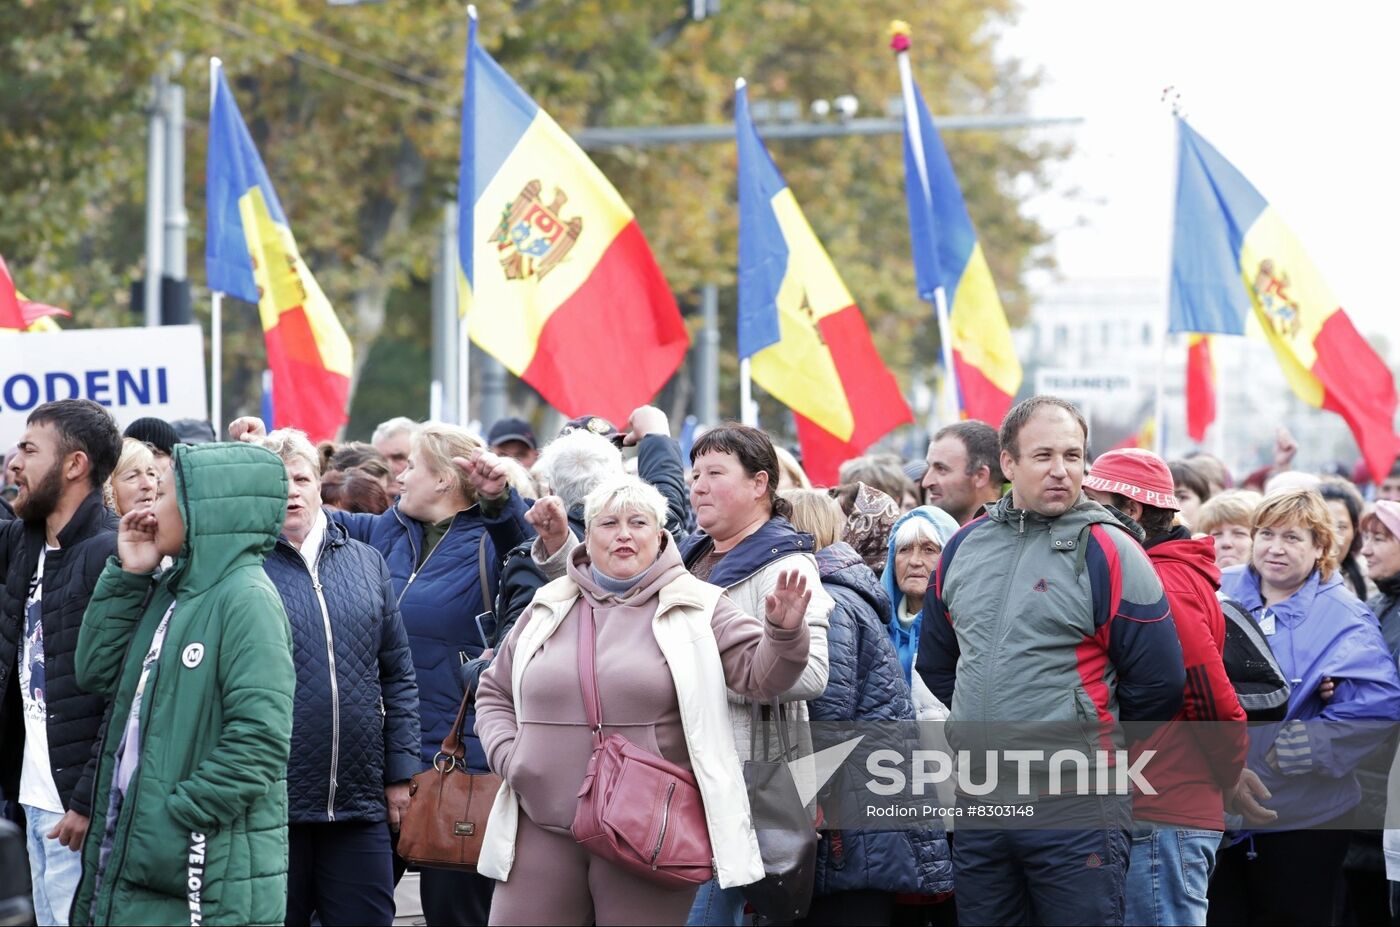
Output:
top-left (70, 442), bottom-right (296, 926)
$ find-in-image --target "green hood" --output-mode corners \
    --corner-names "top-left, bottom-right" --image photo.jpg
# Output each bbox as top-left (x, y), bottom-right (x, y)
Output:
top-left (165, 442), bottom-right (288, 598)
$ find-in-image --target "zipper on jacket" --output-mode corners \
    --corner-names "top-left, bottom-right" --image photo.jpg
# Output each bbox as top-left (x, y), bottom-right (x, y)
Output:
top-left (652, 780), bottom-right (676, 868)
top-left (309, 544), bottom-right (341, 823)
top-left (395, 518), bottom-right (458, 607)
top-left (980, 524), bottom-right (1029, 724)
top-left (98, 610), bottom-right (172, 926)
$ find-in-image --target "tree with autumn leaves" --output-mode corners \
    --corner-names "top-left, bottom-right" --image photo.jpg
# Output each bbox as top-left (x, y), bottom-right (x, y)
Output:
top-left (0, 0), bottom-right (1063, 437)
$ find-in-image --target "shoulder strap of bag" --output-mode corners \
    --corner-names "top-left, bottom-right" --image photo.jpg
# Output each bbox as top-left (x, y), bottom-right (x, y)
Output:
top-left (748, 698), bottom-right (794, 761)
top-left (576, 599), bottom-right (604, 747)
top-left (478, 532), bottom-right (494, 619)
top-left (439, 682), bottom-right (476, 761)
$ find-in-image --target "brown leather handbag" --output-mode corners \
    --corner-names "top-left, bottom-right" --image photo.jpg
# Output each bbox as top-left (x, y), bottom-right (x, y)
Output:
top-left (396, 683), bottom-right (501, 870)
top-left (570, 601), bottom-right (715, 888)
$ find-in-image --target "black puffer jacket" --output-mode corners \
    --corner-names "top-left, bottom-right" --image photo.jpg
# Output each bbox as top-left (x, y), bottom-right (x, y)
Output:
top-left (263, 517), bottom-right (421, 823)
top-left (0, 490), bottom-right (116, 816)
top-left (811, 542), bottom-right (953, 897)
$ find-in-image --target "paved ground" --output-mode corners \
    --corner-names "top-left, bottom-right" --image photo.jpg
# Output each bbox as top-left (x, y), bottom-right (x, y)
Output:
top-left (392, 871), bottom-right (425, 926)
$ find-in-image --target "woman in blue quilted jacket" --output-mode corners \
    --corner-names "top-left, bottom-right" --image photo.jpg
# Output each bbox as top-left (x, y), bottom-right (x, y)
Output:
top-left (259, 428), bottom-right (420, 926)
top-left (231, 416), bottom-right (533, 926)
top-left (784, 490), bottom-right (954, 926)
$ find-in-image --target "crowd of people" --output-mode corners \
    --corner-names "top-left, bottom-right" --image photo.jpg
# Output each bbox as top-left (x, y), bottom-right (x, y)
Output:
top-left (4, 395), bottom-right (1400, 926)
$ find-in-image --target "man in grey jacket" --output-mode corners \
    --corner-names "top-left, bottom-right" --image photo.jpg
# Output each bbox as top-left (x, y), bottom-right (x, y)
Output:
top-left (918, 396), bottom-right (1187, 926)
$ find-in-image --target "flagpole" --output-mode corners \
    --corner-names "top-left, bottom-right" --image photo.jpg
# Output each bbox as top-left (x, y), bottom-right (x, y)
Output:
top-left (209, 57), bottom-right (223, 433)
top-left (1154, 98), bottom-right (1183, 458)
top-left (1213, 339), bottom-right (1227, 462)
top-left (1154, 323), bottom-right (1167, 456)
top-left (740, 357), bottom-right (757, 427)
top-left (892, 24), bottom-right (960, 424)
top-left (457, 7), bottom-right (477, 428)
top-left (932, 286), bottom-right (959, 424)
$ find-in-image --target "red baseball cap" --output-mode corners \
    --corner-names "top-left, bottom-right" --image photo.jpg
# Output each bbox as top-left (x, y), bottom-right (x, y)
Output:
top-left (1084, 448), bottom-right (1181, 511)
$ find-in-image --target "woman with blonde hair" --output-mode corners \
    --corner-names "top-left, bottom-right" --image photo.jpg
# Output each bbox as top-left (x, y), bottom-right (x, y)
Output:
top-left (774, 445), bottom-right (811, 491)
top-left (103, 437), bottom-right (159, 516)
top-left (1193, 488), bottom-right (1263, 569)
top-left (1210, 490), bottom-right (1400, 925)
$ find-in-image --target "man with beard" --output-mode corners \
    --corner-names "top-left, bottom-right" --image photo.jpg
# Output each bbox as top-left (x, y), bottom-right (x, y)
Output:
top-left (0, 400), bottom-right (122, 925)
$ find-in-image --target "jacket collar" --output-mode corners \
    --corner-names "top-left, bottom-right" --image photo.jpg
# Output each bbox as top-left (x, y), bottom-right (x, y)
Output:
top-left (275, 510), bottom-right (348, 560)
top-left (531, 562), bottom-right (709, 620)
top-left (818, 541), bottom-right (892, 622)
top-left (983, 492), bottom-right (1120, 548)
top-left (23, 487), bottom-right (113, 551)
top-left (682, 517), bottom-right (813, 588)
top-left (1376, 571), bottom-right (1400, 602)
top-left (1231, 566), bottom-right (1335, 625)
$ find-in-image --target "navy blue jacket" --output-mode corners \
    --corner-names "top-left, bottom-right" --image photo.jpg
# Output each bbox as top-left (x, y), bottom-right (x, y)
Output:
top-left (264, 518), bottom-right (420, 823)
top-left (681, 516), bottom-right (814, 584)
top-left (811, 542), bottom-right (953, 896)
top-left (330, 488), bottom-right (530, 770)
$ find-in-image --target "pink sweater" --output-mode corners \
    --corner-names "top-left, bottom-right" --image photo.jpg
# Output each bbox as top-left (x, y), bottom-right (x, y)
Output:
top-left (475, 539), bottom-right (809, 833)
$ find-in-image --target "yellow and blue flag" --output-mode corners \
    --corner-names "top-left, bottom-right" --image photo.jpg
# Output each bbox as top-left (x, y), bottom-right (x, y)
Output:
top-left (894, 23), bottom-right (1021, 427)
top-left (736, 81), bottom-right (911, 484)
top-left (1169, 118), bottom-right (1400, 479)
top-left (457, 16), bottom-right (687, 424)
top-left (206, 62), bottom-right (352, 442)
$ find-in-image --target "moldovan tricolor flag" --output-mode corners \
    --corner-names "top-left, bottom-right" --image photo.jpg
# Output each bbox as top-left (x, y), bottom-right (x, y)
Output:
top-left (1185, 334), bottom-right (1215, 443)
top-left (893, 25), bottom-right (1021, 427)
top-left (205, 62), bottom-right (353, 442)
top-left (735, 81), bottom-right (912, 485)
top-left (1168, 118), bottom-right (1400, 480)
top-left (457, 13), bottom-right (687, 424)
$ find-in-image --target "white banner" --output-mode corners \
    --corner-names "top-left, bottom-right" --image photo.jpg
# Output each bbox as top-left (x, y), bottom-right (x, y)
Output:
top-left (1034, 368), bottom-right (1139, 400)
top-left (0, 325), bottom-right (207, 442)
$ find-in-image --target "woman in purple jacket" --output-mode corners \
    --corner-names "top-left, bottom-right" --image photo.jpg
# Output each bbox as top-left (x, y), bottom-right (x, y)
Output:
top-left (1208, 490), bottom-right (1400, 926)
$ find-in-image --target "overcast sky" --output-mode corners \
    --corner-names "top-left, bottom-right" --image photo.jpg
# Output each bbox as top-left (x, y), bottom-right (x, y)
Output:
top-left (997, 0), bottom-right (1398, 349)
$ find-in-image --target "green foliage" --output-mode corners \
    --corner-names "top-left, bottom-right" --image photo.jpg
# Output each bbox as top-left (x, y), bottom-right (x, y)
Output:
top-left (0, 0), bottom-right (1062, 432)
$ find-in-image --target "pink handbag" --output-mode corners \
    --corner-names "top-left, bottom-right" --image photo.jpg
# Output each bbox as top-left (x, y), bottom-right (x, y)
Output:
top-left (570, 601), bottom-right (715, 888)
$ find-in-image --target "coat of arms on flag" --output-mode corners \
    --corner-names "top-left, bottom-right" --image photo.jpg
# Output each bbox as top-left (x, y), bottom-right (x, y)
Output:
top-left (491, 180), bottom-right (582, 282)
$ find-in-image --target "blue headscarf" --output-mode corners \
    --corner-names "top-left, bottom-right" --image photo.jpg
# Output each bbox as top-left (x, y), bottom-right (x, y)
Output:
top-left (881, 505), bottom-right (961, 683)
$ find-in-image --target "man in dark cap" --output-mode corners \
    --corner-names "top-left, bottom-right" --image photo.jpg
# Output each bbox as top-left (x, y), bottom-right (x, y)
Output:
top-left (121, 417), bottom-right (177, 457)
top-left (558, 414), bottom-right (625, 447)
top-left (486, 417), bottom-right (540, 468)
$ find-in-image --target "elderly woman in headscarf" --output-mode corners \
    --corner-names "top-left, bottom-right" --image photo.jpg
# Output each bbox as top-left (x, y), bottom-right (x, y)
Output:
top-left (881, 505), bottom-right (961, 686)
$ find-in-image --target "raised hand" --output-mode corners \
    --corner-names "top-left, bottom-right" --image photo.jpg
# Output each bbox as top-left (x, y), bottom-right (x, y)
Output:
top-left (764, 569), bottom-right (811, 631)
top-left (117, 507), bottom-right (162, 574)
top-left (622, 405), bottom-right (669, 447)
top-left (524, 495), bottom-right (570, 556)
top-left (1273, 426), bottom-right (1298, 470)
top-left (228, 416), bottom-right (268, 443)
top-left (453, 447), bottom-right (510, 500)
